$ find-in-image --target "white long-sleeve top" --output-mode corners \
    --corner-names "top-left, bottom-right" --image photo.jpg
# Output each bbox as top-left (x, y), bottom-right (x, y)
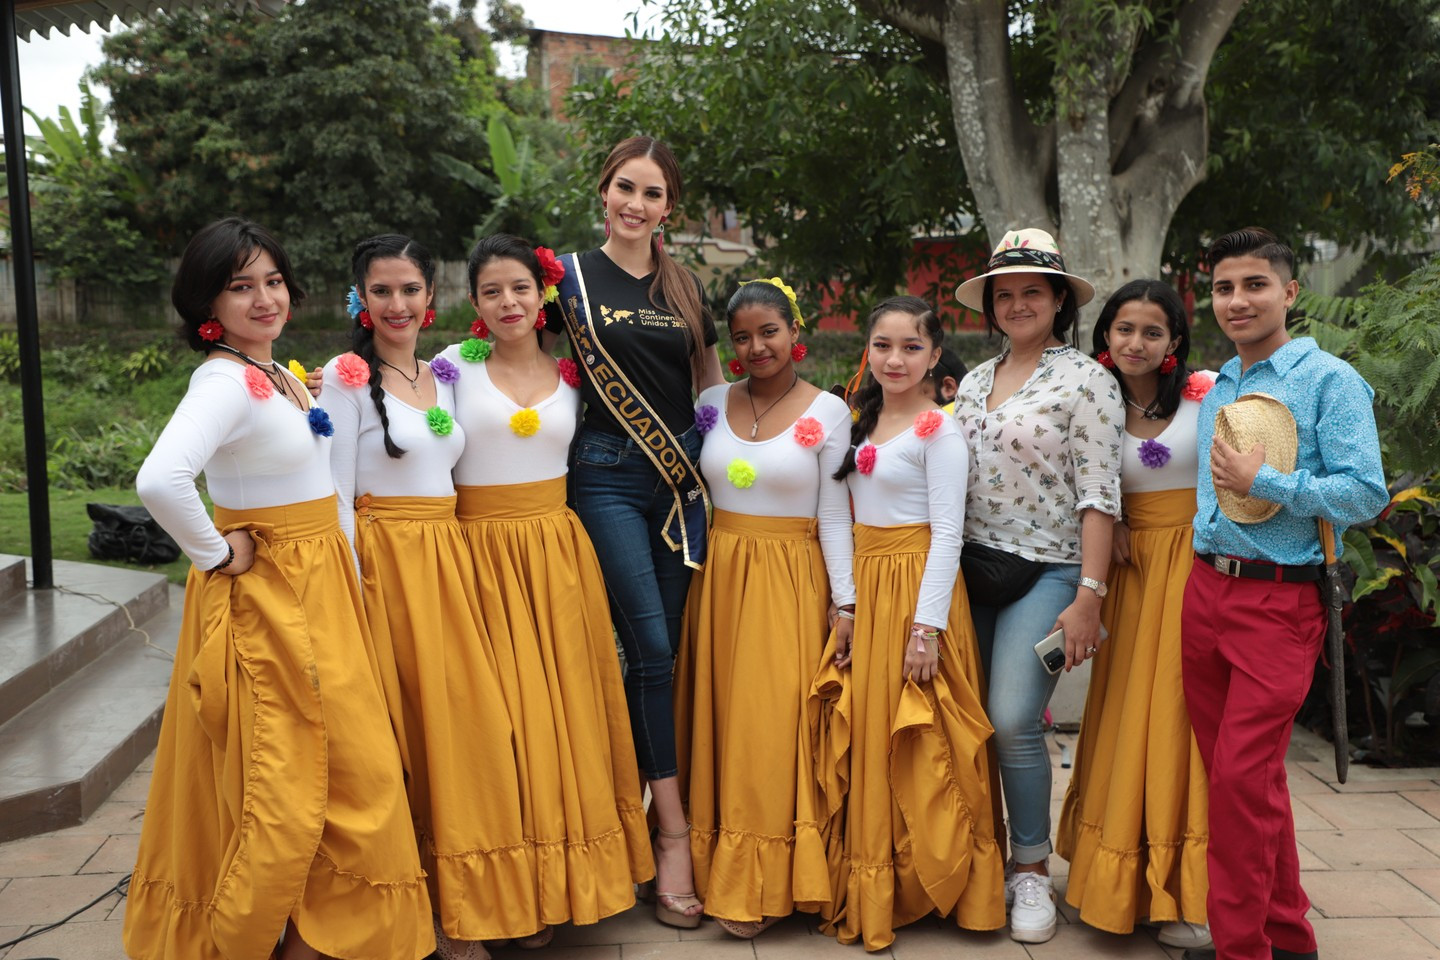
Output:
top-left (440, 345), bottom-right (578, 486)
top-left (844, 411), bottom-right (969, 628)
top-left (695, 383), bottom-right (856, 606)
top-left (318, 354), bottom-right (466, 548)
top-left (136, 358), bottom-right (334, 569)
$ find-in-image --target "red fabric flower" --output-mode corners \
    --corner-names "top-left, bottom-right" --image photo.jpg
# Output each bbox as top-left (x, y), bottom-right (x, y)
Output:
top-left (914, 409), bottom-right (943, 439)
top-left (1096, 350), bottom-right (1115, 369)
top-left (558, 357), bottom-right (581, 388)
top-left (1182, 372), bottom-right (1215, 402)
top-left (728, 358), bottom-right (745, 376)
top-left (335, 352), bottom-right (370, 388)
top-left (791, 343), bottom-right (808, 362)
top-left (856, 444), bottom-right (877, 475)
top-left (244, 365), bottom-right (273, 400)
top-left (471, 317), bottom-right (490, 339)
top-left (1160, 354), bottom-right (1178, 374)
top-left (198, 320), bottom-right (224, 342)
top-left (793, 416), bottom-right (824, 448)
top-left (535, 246), bottom-right (566, 288)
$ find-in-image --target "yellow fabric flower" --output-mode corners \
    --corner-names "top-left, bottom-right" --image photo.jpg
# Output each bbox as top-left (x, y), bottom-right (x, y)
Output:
top-left (727, 458), bottom-right (757, 489)
top-left (741, 276), bottom-right (805, 327)
top-left (509, 408), bottom-right (541, 437)
top-left (288, 359), bottom-right (308, 381)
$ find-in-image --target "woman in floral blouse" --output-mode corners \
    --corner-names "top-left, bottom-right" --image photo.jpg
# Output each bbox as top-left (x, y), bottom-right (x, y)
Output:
top-left (951, 228), bottom-right (1124, 945)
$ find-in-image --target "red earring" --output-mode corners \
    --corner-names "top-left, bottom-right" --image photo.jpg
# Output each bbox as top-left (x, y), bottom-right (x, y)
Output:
top-left (359, 310), bottom-right (374, 330)
top-left (791, 343), bottom-right (807, 362)
top-left (1097, 350), bottom-right (1115, 368)
top-left (471, 318), bottom-right (489, 339)
top-left (286, 309), bottom-right (292, 321)
top-left (728, 358), bottom-right (745, 376)
top-left (1160, 354), bottom-right (1178, 374)
top-left (422, 308), bottom-right (435, 329)
top-left (533, 315), bottom-right (546, 330)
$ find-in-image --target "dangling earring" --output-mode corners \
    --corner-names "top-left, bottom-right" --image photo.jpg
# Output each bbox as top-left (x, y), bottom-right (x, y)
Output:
top-left (656, 216), bottom-right (666, 249)
top-left (421, 308), bottom-right (435, 329)
top-left (359, 310), bottom-right (374, 330)
top-left (285, 309), bottom-right (292, 321)
top-left (791, 343), bottom-right (807, 362)
top-left (1160, 353), bottom-right (1178, 374)
top-left (533, 315), bottom-right (546, 331)
top-left (471, 317), bottom-right (489, 339)
top-left (1097, 350), bottom-right (1115, 368)
top-left (603, 205), bottom-right (611, 240)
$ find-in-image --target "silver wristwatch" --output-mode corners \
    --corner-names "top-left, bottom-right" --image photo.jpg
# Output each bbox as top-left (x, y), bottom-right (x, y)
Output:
top-left (1079, 576), bottom-right (1108, 598)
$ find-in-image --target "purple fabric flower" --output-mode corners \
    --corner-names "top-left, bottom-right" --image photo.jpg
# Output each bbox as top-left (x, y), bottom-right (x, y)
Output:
top-left (695, 404), bottom-right (719, 434)
top-left (429, 356), bottom-right (459, 384)
top-left (1137, 438), bottom-right (1171, 469)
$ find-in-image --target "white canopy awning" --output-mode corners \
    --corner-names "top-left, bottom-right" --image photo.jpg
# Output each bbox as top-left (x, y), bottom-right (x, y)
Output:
top-left (15, 0), bottom-right (287, 40)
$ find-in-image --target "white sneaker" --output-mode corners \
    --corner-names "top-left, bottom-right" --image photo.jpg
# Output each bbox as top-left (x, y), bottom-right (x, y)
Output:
top-left (1158, 922), bottom-right (1212, 949)
top-left (1007, 872), bottom-right (1057, 943)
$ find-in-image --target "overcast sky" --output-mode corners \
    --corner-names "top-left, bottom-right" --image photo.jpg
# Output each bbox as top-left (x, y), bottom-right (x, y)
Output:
top-left (15, 0), bottom-right (652, 135)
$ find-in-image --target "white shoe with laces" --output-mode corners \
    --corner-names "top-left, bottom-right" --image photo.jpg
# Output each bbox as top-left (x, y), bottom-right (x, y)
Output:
top-left (1158, 922), bottom-right (1212, 949)
top-left (1007, 871), bottom-right (1056, 943)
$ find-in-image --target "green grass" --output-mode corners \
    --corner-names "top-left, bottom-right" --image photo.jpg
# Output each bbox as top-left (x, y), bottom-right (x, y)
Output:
top-left (0, 486), bottom-right (199, 584)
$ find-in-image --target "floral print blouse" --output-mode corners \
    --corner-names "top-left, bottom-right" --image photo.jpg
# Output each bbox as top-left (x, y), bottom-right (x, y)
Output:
top-left (952, 345), bottom-right (1124, 564)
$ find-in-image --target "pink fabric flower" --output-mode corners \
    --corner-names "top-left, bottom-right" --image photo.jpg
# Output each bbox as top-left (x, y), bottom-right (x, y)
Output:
top-left (558, 357), bottom-right (581, 388)
top-left (856, 444), bottom-right (877, 475)
top-left (335, 352), bottom-right (370, 388)
top-left (793, 416), bottom-right (824, 447)
top-left (1182, 372), bottom-right (1215, 402)
top-left (244, 365), bottom-right (273, 400)
top-left (914, 409), bottom-right (943, 439)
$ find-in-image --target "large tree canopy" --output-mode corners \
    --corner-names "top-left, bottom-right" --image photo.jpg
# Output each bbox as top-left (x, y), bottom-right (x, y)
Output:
top-left (92, 0), bottom-right (497, 283)
top-left (570, 0), bottom-right (1440, 319)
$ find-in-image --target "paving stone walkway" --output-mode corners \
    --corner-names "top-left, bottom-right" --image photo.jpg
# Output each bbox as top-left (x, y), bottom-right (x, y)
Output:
top-left (2, 728), bottom-right (1438, 959)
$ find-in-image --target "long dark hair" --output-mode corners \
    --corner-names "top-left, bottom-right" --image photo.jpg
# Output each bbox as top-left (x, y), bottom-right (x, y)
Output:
top-left (173, 217), bottom-right (305, 352)
top-left (598, 137), bottom-right (707, 385)
top-left (1090, 279), bottom-right (1191, 421)
top-left (981, 272), bottom-right (1080, 347)
top-left (834, 295), bottom-right (943, 481)
top-left (350, 234), bottom-right (436, 459)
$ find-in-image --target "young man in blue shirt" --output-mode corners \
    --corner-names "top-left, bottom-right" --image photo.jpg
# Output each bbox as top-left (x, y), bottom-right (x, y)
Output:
top-left (1182, 227), bottom-right (1388, 960)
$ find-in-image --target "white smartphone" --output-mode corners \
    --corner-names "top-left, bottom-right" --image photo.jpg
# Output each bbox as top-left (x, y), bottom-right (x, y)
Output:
top-left (1034, 628), bottom-right (1067, 675)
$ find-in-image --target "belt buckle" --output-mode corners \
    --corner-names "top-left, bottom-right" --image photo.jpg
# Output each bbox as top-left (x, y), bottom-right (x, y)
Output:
top-left (1213, 555), bottom-right (1242, 577)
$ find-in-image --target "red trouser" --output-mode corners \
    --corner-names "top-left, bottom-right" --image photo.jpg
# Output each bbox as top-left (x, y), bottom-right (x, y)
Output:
top-left (1181, 559), bottom-right (1325, 960)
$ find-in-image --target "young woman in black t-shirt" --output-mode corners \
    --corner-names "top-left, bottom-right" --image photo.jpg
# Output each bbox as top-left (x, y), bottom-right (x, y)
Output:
top-left (543, 136), bottom-right (724, 929)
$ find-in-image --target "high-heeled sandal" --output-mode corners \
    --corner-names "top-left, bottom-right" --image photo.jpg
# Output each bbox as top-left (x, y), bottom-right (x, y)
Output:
top-left (516, 925), bottom-right (553, 950)
top-left (653, 823), bottom-right (703, 929)
top-left (714, 916), bottom-right (782, 940)
top-left (432, 914), bottom-right (491, 960)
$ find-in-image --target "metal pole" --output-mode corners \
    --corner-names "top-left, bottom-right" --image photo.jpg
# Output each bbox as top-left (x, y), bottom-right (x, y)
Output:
top-left (0, 3), bottom-right (53, 589)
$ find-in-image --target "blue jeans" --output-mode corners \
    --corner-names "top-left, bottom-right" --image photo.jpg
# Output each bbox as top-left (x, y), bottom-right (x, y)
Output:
top-left (971, 561), bottom-right (1080, 863)
top-left (571, 426), bottom-right (705, 780)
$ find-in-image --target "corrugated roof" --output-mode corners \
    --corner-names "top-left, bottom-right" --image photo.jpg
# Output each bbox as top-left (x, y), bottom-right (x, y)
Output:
top-left (14, 0), bottom-right (289, 41)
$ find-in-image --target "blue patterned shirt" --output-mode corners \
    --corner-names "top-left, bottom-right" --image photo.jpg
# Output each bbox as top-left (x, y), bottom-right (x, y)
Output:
top-left (1193, 337), bottom-right (1388, 565)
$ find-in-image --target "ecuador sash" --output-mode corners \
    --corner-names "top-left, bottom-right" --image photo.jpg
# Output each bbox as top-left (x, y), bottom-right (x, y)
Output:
top-left (557, 252), bottom-right (709, 569)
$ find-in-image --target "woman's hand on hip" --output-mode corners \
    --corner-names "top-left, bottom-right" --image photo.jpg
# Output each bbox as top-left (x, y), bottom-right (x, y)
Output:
top-left (216, 529), bottom-right (255, 576)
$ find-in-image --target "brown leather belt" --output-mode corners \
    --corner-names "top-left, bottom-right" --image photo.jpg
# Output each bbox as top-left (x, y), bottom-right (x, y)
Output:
top-left (1197, 553), bottom-right (1324, 583)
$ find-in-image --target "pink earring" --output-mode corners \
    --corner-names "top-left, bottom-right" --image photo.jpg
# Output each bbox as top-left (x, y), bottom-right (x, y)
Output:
top-left (603, 205), bottom-right (611, 239)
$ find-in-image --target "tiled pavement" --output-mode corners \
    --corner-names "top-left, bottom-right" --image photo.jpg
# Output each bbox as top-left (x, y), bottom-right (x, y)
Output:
top-left (3, 728), bottom-right (1440, 959)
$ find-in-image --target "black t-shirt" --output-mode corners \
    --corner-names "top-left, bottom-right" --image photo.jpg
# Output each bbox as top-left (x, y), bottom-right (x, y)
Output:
top-left (545, 248), bottom-right (717, 437)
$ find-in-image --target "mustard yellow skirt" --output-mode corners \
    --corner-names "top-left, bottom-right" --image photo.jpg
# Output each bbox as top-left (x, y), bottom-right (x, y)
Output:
top-left (454, 477), bottom-right (652, 934)
top-left (674, 509), bottom-right (834, 923)
top-left (124, 495), bottom-right (433, 960)
top-left (808, 523), bottom-right (1005, 951)
top-left (352, 493), bottom-right (532, 942)
top-left (1056, 488), bottom-right (1209, 932)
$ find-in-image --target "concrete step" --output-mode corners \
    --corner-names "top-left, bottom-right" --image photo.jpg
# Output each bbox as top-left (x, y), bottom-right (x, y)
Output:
top-left (0, 557), bottom-right (169, 728)
top-left (0, 554), bottom-right (25, 604)
top-left (0, 584), bottom-right (183, 842)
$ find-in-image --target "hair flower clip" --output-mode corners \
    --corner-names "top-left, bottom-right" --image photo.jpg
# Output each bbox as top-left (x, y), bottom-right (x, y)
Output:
top-left (914, 409), bottom-right (943, 439)
top-left (429, 356), bottom-right (459, 384)
top-left (1138, 438), bottom-right (1171, 469)
top-left (460, 338), bottom-right (492, 363)
top-left (695, 404), bottom-right (719, 435)
top-left (244, 365), bottom-right (273, 400)
top-left (740, 276), bottom-right (805, 327)
top-left (346, 286), bottom-right (364, 319)
top-left (557, 357), bottom-right (580, 388)
top-left (1182, 372), bottom-right (1215, 402)
top-left (535, 246), bottom-right (566, 304)
top-left (335, 352), bottom-right (370, 388)
top-left (793, 416), bottom-right (823, 447)
top-left (426, 406), bottom-right (455, 437)
top-left (510, 408), bottom-right (540, 437)
top-left (856, 444), bottom-right (877, 475)
top-left (308, 406), bottom-right (334, 437)
top-left (727, 458), bottom-right (757, 489)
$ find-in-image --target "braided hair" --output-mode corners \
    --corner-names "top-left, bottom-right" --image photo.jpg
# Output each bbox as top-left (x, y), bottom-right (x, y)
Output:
top-left (351, 234), bottom-right (437, 459)
top-left (834, 295), bottom-right (944, 481)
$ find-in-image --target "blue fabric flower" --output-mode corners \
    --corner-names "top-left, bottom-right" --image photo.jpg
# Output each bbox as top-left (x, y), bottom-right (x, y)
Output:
top-left (346, 286), bottom-right (364, 319)
top-left (308, 406), bottom-right (335, 437)
top-left (429, 356), bottom-right (459, 384)
top-left (1138, 438), bottom-right (1171, 469)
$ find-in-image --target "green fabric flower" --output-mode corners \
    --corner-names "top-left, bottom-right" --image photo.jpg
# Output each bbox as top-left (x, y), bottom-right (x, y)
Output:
top-left (426, 406), bottom-right (455, 436)
top-left (459, 338), bottom-right (492, 363)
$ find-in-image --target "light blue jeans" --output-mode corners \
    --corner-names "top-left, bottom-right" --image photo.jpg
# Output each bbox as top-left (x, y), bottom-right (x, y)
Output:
top-left (971, 561), bottom-right (1081, 863)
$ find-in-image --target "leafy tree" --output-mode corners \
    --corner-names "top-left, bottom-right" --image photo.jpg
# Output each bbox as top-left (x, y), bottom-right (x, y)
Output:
top-left (92, 0), bottom-right (496, 282)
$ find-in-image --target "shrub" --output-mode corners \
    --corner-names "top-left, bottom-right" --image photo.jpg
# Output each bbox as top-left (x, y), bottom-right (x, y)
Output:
top-left (49, 420), bottom-right (161, 491)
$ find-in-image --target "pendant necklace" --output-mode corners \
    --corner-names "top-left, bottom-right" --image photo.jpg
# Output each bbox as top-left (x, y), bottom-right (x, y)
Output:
top-left (381, 357), bottom-right (423, 396)
top-left (1125, 397), bottom-right (1162, 421)
top-left (212, 341), bottom-right (295, 405)
top-left (747, 370), bottom-right (800, 439)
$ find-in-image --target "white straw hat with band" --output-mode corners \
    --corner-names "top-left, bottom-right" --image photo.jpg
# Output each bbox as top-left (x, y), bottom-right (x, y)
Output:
top-left (1213, 392), bottom-right (1298, 524)
top-left (955, 228), bottom-right (1097, 312)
